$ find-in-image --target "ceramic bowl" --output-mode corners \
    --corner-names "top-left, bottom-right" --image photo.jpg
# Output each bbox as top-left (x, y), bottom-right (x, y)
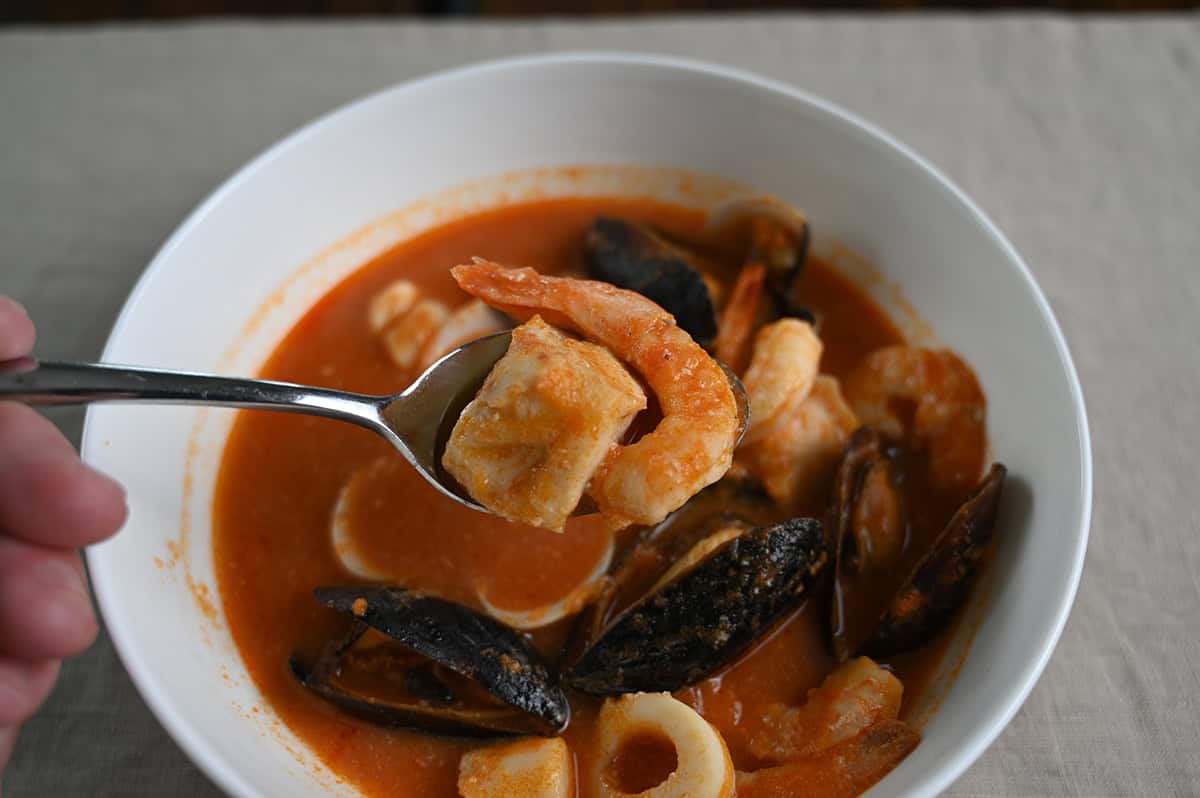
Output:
top-left (84, 53), bottom-right (1091, 797)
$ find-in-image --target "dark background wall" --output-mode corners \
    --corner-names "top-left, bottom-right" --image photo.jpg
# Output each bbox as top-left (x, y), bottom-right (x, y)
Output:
top-left (4, 0), bottom-right (1196, 22)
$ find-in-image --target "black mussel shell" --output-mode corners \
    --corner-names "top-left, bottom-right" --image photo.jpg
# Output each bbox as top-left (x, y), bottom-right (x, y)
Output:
top-left (763, 220), bottom-right (810, 317)
top-left (290, 631), bottom-right (523, 737)
top-left (860, 463), bottom-right (1006, 659)
top-left (563, 480), bottom-right (780, 668)
top-left (585, 217), bottom-right (718, 343)
top-left (830, 428), bottom-right (911, 661)
top-left (292, 587), bottom-right (569, 737)
top-left (782, 303), bottom-right (819, 326)
top-left (568, 517), bottom-right (828, 695)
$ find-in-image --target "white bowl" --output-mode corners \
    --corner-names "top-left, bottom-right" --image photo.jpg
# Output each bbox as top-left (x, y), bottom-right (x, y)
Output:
top-left (84, 53), bottom-right (1091, 798)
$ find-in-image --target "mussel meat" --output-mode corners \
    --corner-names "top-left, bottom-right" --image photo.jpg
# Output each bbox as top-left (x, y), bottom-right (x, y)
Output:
top-left (708, 196), bottom-right (815, 371)
top-left (829, 429), bottom-right (1007, 661)
top-left (568, 515), bottom-right (828, 695)
top-left (584, 217), bottom-right (719, 344)
top-left (860, 463), bottom-right (1006, 658)
top-left (830, 427), bottom-right (911, 661)
top-left (706, 195), bottom-right (812, 320)
top-left (292, 586), bottom-right (570, 737)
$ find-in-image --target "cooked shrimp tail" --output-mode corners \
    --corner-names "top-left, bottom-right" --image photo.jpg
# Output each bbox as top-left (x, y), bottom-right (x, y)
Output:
top-left (737, 720), bottom-right (920, 798)
top-left (713, 261), bottom-right (767, 374)
top-left (844, 346), bottom-right (986, 495)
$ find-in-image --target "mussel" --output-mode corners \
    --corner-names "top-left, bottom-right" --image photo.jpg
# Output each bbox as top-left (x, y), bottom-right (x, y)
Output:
top-left (860, 463), bottom-right (1006, 658)
top-left (568, 514), bottom-right (828, 695)
top-left (292, 586), bottom-right (569, 737)
top-left (584, 217), bottom-right (719, 344)
top-left (564, 479), bottom-right (782, 667)
top-left (707, 195), bottom-right (813, 321)
top-left (830, 428), bottom-right (911, 661)
top-left (828, 429), bottom-right (1007, 660)
top-left (708, 196), bottom-right (815, 371)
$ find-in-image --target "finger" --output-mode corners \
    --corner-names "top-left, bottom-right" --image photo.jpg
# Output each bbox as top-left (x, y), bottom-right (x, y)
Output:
top-left (0, 658), bottom-right (59, 727)
top-left (0, 403), bottom-right (127, 549)
top-left (0, 539), bottom-right (97, 660)
top-left (0, 297), bottom-right (35, 360)
top-left (0, 725), bottom-right (17, 773)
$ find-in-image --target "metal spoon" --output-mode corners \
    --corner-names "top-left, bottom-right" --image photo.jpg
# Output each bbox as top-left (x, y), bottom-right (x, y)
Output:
top-left (0, 332), bottom-right (750, 516)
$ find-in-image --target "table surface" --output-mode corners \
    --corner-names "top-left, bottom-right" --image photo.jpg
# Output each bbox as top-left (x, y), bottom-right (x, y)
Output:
top-left (3, 13), bottom-right (1199, 797)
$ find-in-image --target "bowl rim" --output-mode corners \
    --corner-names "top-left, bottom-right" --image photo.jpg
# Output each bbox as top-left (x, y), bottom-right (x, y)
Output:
top-left (84, 50), bottom-right (1093, 798)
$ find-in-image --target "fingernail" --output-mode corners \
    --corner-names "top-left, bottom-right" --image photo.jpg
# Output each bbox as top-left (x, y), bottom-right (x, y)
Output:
top-left (84, 461), bottom-right (127, 499)
top-left (0, 295), bottom-right (29, 318)
top-left (75, 461), bottom-right (130, 523)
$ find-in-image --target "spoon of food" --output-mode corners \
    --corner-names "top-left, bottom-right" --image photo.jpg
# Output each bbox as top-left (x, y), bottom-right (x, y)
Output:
top-left (0, 332), bottom-right (749, 517)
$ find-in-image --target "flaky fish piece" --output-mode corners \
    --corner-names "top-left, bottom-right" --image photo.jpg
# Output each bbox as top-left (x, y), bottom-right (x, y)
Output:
top-left (443, 316), bottom-right (646, 532)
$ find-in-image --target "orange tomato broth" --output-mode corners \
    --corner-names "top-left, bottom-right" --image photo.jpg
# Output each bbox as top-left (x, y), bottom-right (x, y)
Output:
top-left (213, 197), bottom-right (969, 797)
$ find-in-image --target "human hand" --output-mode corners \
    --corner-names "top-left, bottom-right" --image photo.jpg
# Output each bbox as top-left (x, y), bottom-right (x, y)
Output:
top-left (0, 296), bottom-right (127, 771)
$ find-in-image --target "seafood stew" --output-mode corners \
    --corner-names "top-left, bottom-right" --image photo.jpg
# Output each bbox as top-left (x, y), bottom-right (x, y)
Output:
top-left (214, 195), bottom-right (1004, 797)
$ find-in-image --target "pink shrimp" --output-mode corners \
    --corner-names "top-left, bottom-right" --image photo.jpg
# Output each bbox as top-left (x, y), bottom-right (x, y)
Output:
top-left (747, 657), bottom-right (904, 766)
top-left (737, 720), bottom-right (920, 798)
top-left (843, 346), bottom-right (987, 496)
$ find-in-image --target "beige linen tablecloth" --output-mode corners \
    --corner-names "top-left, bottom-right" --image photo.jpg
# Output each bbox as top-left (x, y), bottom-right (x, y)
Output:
top-left (2, 14), bottom-right (1198, 797)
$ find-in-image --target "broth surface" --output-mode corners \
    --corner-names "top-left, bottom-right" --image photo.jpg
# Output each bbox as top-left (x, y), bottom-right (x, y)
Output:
top-left (214, 197), bottom-right (964, 797)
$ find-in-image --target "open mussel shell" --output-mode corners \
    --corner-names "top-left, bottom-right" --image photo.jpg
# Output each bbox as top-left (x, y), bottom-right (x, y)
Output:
top-left (860, 463), bottom-right (1007, 659)
top-left (830, 428), bottom-right (912, 662)
top-left (584, 217), bottom-right (719, 344)
top-left (568, 516), bottom-right (828, 695)
top-left (563, 479), bottom-right (779, 667)
top-left (706, 194), bottom-right (812, 318)
top-left (292, 586), bottom-right (570, 737)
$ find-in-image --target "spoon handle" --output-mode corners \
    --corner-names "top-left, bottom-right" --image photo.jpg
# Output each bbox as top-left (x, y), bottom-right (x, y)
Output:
top-left (0, 358), bottom-right (387, 432)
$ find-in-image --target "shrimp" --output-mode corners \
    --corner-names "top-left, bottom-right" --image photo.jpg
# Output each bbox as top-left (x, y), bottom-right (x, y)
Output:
top-left (712, 261), bottom-right (767, 374)
top-left (736, 720), bottom-right (920, 798)
top-left (843, 346), bottom-right (986, 495)
top-left (741, 318), bottom-right (823, 445)
top-left (747, 657), bottom-right (903, 765)
top-left (739, 375), bottom-right (859, 507)
top-left (709, 197), bottom-right (810, 373)
top-left (452, 259), bottom-right (740, 529)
